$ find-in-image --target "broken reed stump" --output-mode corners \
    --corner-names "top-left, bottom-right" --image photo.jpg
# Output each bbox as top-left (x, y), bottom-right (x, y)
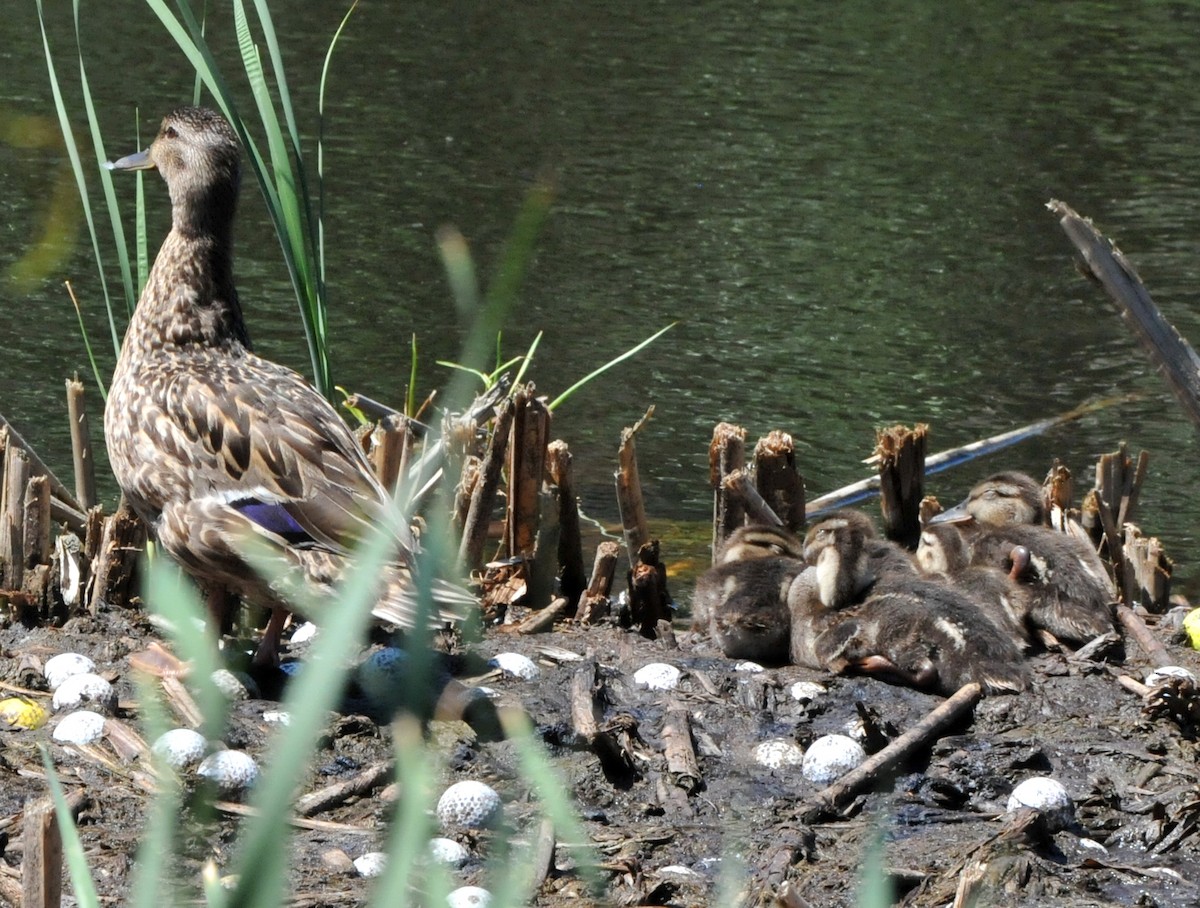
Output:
top-left (577, 540), bottom-right (620, 623)
top-left (1044, 460), bottom-right (1073, 518)
top-left (458, 396), bottom-right (514, 573)
top-left (1121, 525), bottom-right (1172, 613)
top-left (615, 408), bottom-right (653, 565)
top-left (627, 539), bottom-right (671, 639)
top-left (752, 430), bottom-right (805, 533)
top-left (368, 415), bottom-right (412, 495)
top-left (875, 423), bottom-right (927, 549)
top-left (1089, 444), bottom-right (1148, 559)
top-left (90, 497), bottom-right (147, 612)
top-left (710, 422), bottom-right (747, 561)
top-left (504, 385), bottom-right (550, 560)
top-left (65, 376), bottom-right (96, 511)
top-left (547, 440), bottom-right (587, 608)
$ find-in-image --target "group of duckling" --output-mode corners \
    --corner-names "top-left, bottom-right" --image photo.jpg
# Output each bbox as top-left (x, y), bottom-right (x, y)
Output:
top-left (692, 471), bottom-right (1119, 695)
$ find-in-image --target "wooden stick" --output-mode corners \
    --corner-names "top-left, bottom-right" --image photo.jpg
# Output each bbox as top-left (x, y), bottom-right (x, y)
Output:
top-left (458, 397), bottom-right (514, 572)
top-left (65, 377), bottom-right (96, 511)
top-left (517, 596), bottom-right (570, 634)
top-left (662, 705), bottom-right (701, 793)
top-left (615, 408), bottom-right (653, 565)
top-left (522, 817), bottom-right (557, 899)
top-left (722, 468), bottom-right (782, 526)
top-left (295, 761), bottom-right (393, 817)
top-left (1116, 604), bottom-right (1174, 668)
top-left (1049, 199), bottom-right (1200, 430)
top-left (794, 682), bottom-right (982, 824)
top-left (569, 661), bottom-right (637, 781)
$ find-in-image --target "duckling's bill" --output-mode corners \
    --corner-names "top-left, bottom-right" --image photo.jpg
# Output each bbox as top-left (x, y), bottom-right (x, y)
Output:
top-left (106, 148), bottom-right (154, 171)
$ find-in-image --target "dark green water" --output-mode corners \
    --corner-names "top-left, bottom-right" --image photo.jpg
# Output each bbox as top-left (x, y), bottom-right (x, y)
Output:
top-left (5, 2), bottom-right (1200, 587)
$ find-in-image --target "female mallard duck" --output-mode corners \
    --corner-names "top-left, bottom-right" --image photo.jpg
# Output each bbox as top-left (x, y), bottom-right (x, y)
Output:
top-left (929, 472), bottom-right (1117, 645)
top-left (103, 106), bottom-right (472, 662)
top-left (792, 510), bottom-right (1028, 695)
top-left (691, 524), bottom-right (807, 663)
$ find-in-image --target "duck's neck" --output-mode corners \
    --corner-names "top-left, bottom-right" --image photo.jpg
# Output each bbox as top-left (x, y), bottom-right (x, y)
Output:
top-left (126, 187), bottom-right (251, 357)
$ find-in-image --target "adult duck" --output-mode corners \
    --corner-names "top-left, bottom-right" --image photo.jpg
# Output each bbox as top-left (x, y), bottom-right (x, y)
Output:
top-left (104, 106), bottom-right (472, 662)
top-left (929, 471), bottom-right (1117, 645)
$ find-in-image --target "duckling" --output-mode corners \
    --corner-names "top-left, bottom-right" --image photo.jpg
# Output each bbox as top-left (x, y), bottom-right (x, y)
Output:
top-left (916, 523), bottom-right (1033, 648)
top-left (930, 472), bottom-right (1117, 645)
top-left (691, 525), bottom-right (806, 663)
top-left (104, 107), bottom-right (473, 663)
top-left (794, 511), bottom-right (1028, 695)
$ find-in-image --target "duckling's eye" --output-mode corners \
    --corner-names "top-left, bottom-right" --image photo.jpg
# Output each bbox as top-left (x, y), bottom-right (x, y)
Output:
top-left (164, 126), bottom-right (178, 139)
top-left (982, 490), bottom-right (997, 499)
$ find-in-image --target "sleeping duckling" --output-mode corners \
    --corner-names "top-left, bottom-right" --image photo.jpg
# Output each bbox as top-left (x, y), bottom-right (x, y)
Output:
top-left (794, 511), bottom-right (1028, 695)
top-left (916, 523), bottom-right (1033, 648)
top-left (691, 524), bottom-right (807, 663)
top-left (930, 472), bottom-right (1117, 645)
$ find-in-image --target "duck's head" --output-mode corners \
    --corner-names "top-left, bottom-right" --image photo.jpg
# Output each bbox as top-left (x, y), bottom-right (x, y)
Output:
top-left (929, 471), bottom-right (1045, 529)
top-left (802, 510), bottom-right (877, 607)
top-left (915, 523), bottom-right (970, 575)
top-left (716, 524), bottom-right (806, 564)
top-left (108, 106), bottom-right (241, 236)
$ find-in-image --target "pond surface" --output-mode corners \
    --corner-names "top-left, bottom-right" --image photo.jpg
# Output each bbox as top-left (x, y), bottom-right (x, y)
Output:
top-left (4, 2), bottom-right (1200, 589)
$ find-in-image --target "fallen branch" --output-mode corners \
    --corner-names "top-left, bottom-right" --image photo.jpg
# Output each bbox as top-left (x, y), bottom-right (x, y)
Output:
top-left (1116, 604), bottom-right (1174, 668)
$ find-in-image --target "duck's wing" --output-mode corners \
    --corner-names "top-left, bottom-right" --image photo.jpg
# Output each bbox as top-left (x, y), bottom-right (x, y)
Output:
top-left (151, 351), bottom-right (409, 557)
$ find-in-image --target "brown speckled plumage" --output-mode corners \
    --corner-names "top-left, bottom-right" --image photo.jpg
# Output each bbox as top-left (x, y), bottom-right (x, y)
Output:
top-left (930, 472), bottom-right (1117, 645)
top-left (104, 107), bottom-right (471, 658)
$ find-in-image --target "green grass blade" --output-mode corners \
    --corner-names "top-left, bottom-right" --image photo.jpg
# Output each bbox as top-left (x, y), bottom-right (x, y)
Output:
top-left (510, 330), bottom-right (543, 388)
top-left (317, 1), bottom-right (359, 290)
top-left (37, 744), bottom-right (101, 908)
top-left (65, 282), bottom-right (107, 402)
top-left (128, 679), bottom-right (182, 908)
top-left (547, 321), bottom-right (675, 411)
top-left (72, 0), bottom-right (135, 323)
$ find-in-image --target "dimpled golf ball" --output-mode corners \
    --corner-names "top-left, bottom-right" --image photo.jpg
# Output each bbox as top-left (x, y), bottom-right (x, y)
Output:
top-left (152, 728), bottom-right (208, 770)
top-left (802, 734), bottom-right (866, 785)
top-left (1007, 776), bottom-right (1074, 831)
top-left (436, 780), bottom-right (502, 829)
top-left (633, 662), bottom-right (681, 691)
top-left (52, 710), bottom-right (106, 745)
top-left (353, 852), bottom-right (387, 878)
top-left (754, 738), bottom-right (804, 769)
top-left (198, 750), bottom-right (259, 795)
top-left (44, 652), bottom-right (96, 691)
top-left (488, 652), bottom-right (540, 680)
top-left (427, 837), bottom-right (470, 867)
top-left (52, 673), bottom-right (117, 714)
top-left (447, 886), bottom-right (492, 908)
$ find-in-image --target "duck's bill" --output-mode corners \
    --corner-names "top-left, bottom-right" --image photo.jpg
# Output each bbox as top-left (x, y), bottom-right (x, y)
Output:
top-left (105, 149), bottom-right (154, 171)
top-left (927, 500), bottom-right (973, 525)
